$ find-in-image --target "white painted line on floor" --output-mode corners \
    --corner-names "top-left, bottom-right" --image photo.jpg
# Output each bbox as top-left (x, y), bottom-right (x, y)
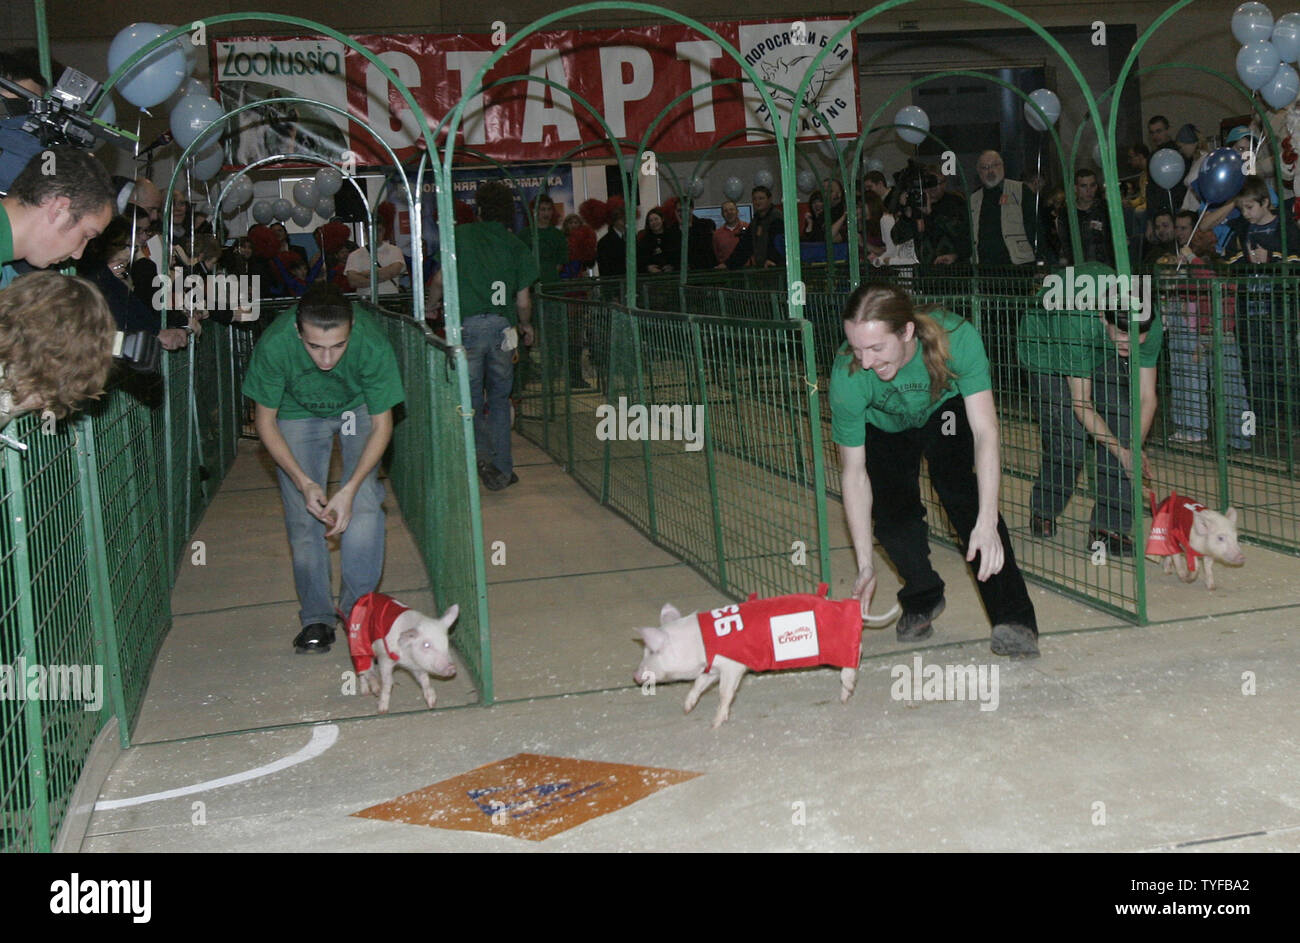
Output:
top-left (95, 724), bottom-right (340, 811)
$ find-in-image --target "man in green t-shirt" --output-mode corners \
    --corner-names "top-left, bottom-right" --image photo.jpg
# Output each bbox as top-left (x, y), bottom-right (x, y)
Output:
top-left (430, 181), bottom-right (539, 490)
top-left (1, 146), bottom-right (115, 287)
top-left (242, 283), bottom-right (405, 653)
top-left (830, 283), bottom-right (1039, 658)
top-left (1019, 262), bottom-right (1162, 555)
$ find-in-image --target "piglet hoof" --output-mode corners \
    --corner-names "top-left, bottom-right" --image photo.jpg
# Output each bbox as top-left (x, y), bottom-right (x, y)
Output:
top-left (840, 686), bottom-right (853, 704)
top-left (711, 710), bottom-right (729, 729)
top-left (424, 693), bottom-right (437, 709)
top-left (1180, 571), bottom-right (1197, 584)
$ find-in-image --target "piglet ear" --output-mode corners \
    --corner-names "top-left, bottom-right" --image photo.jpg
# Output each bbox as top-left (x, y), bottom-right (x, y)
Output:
top-left (399, 627), bottom-right (420, 646)
top-left (1225, 507), bottom-right (1239, 525)
top-left (440, 603), bottom-right (460, 627)
top-left (1193, 511), bottom-right (1211, 534)
top-left (637, 625), bottom-right (668, 653)
top-left (659, 603), bottom-right (681, 625)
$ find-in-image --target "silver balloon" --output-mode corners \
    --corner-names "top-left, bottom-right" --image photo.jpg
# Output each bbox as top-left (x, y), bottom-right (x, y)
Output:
top-left (290, 204), bottom-right (315, 227)
top-left (271, 198), bottom-right (294, 221)
top-left (292, 178), bottom-right (318, 207)
top-left (754, 169), bottom-right (775, 189)
top-left (315, 195), bottom-right (335, 219)
top-left (315, 166), bottom-right (343, 197)
top-left (221, 176), bottom-right (254, 212)
top-left (250, 200), bottom-right (273, 224)
top-left (722, 176), bottom-right (744, 201)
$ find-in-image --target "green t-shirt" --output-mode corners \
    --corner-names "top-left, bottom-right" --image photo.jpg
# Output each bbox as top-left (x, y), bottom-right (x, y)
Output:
top-left (0, 202), bottom-right (13, 266)
top-left (830, 309), bottom-right (992, 443)
top-left (454, 221), bottom-right (541, 324)
top-left (1020, 289), bottom-right (1163, 377)
top-left (242, 303), bottom-right (405, 420)
top-left (520, 225), bottom-right (566, 285)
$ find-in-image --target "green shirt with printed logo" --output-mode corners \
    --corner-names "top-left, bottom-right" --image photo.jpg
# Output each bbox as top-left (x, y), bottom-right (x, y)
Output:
top-left (830, 308), bottom-right (991, 443)
top-left (242, 303), bottom-right (404, 420)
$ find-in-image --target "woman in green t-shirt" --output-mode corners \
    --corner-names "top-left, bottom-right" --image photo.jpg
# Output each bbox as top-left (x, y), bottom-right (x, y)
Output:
top-left (830, 282), bottom-right (1039, 657)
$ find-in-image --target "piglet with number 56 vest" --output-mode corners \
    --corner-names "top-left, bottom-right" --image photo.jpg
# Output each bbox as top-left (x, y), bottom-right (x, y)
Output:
top-left (348, 592), bottom-right (459, 713)
top-left (632, 584), bottom-right (900, 727)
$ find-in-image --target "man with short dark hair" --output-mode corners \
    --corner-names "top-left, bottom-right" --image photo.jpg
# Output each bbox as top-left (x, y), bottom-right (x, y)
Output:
top-left (1, 145), bottom-right (114, 279)
top-left (242, 282), bottom-right (405, 654)
top-left (746, 185), bottom-right (783, 267)
top-left (1144, 209), bottom-right (1177, 264)
top-left (1147, 115), bottom-right (1172, 150)
top-left (1059, 167), bottom-right (1113, 265)
top-left (431, 180), bottom-right (539, 490)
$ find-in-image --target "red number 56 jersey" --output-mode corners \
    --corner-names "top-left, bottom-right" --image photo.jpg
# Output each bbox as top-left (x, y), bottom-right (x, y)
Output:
top-left (697, 583), bottom-right (862, 672)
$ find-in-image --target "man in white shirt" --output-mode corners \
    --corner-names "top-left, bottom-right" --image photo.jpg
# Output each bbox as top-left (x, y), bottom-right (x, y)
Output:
top-left (346, 201), bottom-right (407, 295)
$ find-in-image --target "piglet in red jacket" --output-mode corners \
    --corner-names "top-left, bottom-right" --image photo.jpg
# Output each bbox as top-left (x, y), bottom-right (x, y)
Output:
top-left (1146, 493), bottom-right (1246, 590)
top-left (348, 592), bottom-right (459, 713)
top-left (633, 584), bottom-right (899, 727)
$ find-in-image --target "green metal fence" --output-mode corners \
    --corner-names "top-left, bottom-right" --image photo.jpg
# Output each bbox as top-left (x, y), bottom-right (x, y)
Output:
top-left (546, 268), bottom-right (1300, 623)
top-left (0, 322), bottom-right (242, 853)
top-left (521, 294), bottom-right (831, 602)
top-left (373, 303), bottom-right (493, 701)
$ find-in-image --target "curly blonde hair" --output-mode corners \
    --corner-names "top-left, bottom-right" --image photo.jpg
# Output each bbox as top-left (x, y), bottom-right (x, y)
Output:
top-left (0, 272), bottom-right (117, 419)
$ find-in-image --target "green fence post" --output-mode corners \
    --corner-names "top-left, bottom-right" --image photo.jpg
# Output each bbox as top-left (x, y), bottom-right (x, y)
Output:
top-left (1211, 278), bottom-right (1229, 507)
top-left (631, 315), bottom-right (658, 541)
top-left (72, 415), bottom-right (130, 747)
top-left (4, 445), bottom-right (51, 852)
top-left (690, 319), bottom-right (728, 589)
top-left (800, 319), bottom-right (834, 586)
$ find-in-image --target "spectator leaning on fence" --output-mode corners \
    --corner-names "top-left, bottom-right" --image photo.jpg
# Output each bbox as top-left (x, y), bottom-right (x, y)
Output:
top-left (0, 146), bottom-right (115, 286)
top-left (0, 270), bottom-right (116, 428)
top-left (242, 283), bottom-right (405, 655)
top-left (830, 282), bottom-right (1040, 658)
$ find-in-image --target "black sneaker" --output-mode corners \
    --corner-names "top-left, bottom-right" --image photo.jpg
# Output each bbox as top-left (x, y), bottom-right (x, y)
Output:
top-left (1088, 528), bottom-right (1134, 557)
top-left (293, 622), bottom-right (335, 654)
top-left (897, 598), bottom-right (945, 642)
top-left (991, 623), bottom-right (1040, 658)
top-left (507, 472), bottom-right (519, 486)
top-left (478, 463), bottom-right (509, 491)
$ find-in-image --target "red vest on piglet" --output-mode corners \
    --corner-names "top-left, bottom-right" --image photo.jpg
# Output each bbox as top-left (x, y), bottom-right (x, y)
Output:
top-left (697, 584), bottom-right (862, 672)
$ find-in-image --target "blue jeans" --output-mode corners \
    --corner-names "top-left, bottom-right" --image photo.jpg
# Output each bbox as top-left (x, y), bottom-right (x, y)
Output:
top-left (276, 406), bottom-right (386, 628)
top-left (1167, 318), bottom-right (1251, 448)
top-left (463, 313), bottom-right (515, 477)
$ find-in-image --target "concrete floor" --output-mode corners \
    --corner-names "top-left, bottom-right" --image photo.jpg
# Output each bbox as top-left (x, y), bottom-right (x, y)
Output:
top-left (80, 433), bottom-right (1300, 851)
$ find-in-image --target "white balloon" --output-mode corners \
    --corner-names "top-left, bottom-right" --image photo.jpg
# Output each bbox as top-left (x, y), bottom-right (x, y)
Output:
top-left (895, 106), bottom-right (929, 145)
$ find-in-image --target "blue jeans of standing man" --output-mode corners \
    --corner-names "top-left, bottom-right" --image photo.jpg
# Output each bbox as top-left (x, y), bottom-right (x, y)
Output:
top-left (463, 313), bottom-right (516, 477)
top-left (276, 405), bottom-right (386, 628)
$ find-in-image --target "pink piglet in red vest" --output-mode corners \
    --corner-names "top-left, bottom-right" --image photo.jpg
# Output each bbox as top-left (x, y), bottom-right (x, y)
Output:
top-left (632, 584), bottom-right (900, 728)
top-left (347, 592), bottom-right (459, 713)
top-left (1145, 493), bottom-right (1246, 591)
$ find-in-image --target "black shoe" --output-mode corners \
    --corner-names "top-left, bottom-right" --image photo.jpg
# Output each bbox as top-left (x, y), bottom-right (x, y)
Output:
top-left (897, 598), bottom-right (945, 642)
top-left (293, 622), bottom-right (335, 654)
top-left (991, 622), bottom-right (1040, 658)
top-left (507, 472), bottom-right (519, 486)
top-left (1029, 514), bottom-right (1056, 538)
top-left (1088, 528), bottom-right (1134, 557)
top-left (478, 460), bottom-right (509, 491)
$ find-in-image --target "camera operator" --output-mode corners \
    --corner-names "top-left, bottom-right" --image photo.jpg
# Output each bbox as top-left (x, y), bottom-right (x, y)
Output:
top-left (888, 164), bottom-right (970, 267)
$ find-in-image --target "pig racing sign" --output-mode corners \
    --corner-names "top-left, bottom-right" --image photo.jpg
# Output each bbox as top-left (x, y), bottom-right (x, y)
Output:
top-left (212, 18), bottom-right (859, 166)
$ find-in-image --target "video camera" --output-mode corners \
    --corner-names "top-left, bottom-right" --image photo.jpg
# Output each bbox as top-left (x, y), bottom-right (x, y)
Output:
top-left (0, 68), bottom-right (136, 151)
top-left (896, 160), bottom-right (941, 214)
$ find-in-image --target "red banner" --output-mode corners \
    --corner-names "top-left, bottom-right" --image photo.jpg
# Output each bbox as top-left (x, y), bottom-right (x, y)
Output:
top-left (214, 19), bottom-right (858, 167)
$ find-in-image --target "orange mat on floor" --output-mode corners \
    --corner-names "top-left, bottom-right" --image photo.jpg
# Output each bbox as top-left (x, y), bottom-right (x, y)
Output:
top-left (353, 752), bottom-right (700, 841)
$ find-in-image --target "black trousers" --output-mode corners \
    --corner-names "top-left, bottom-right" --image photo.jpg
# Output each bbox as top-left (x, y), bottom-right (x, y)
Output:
top-left (863, 397), bottom-right (1038, 634)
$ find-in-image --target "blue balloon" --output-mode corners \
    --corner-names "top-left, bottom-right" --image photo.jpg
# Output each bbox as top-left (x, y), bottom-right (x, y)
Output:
top-left (107, 22), bottom-right (187, 108)
top-left (722, 176), bottom-right (744, 201)
top-left (1232, 2), bottom-right (1275, 44)
top-left (754, 169), bottom-right (774, 190)
top-left (191, 144), bottom-right (224, 182)
top-left (1148, 147), bottom-right (1186, 190)
top-left (1237, 40), bottom-right (1282, 90)
top-left (315, 195), bottom-right (335, 219)
top-left (1023, 88), bottom-right (1061, 131)
top-left (251, 200), bottom-right (274, 225)
top-left (291, 204), bottom-right (315, 227)
top-left (221, 176), bottom-right (254, 213)
top-left (1262, 61), bottom-right (1300, 108)
top-left (895, 105), bottom-right (929, 144)
top-left (796, 169), bottom-right (817, 193)
top-left (170, 94), bottom-right (224, 149)
top-left (1197, 148), bottom-right (1246, 205)
top-left (271, 198), bottom-right (294, 221)
top-left (1273, 12), bottom-right (1300, 62)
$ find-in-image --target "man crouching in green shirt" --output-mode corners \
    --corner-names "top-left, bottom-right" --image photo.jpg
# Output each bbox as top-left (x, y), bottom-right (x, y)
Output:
top-left (242, 283), bottom-right (405, 653)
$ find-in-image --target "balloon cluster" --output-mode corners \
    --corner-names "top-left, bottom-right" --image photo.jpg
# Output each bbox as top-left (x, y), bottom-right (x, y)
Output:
top-left (243, 165), bottom-right (345, 226)
top-left (1233, 3), bottom-right (1300, 109)
top-left (108, 23), bottom-right (230, 181)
